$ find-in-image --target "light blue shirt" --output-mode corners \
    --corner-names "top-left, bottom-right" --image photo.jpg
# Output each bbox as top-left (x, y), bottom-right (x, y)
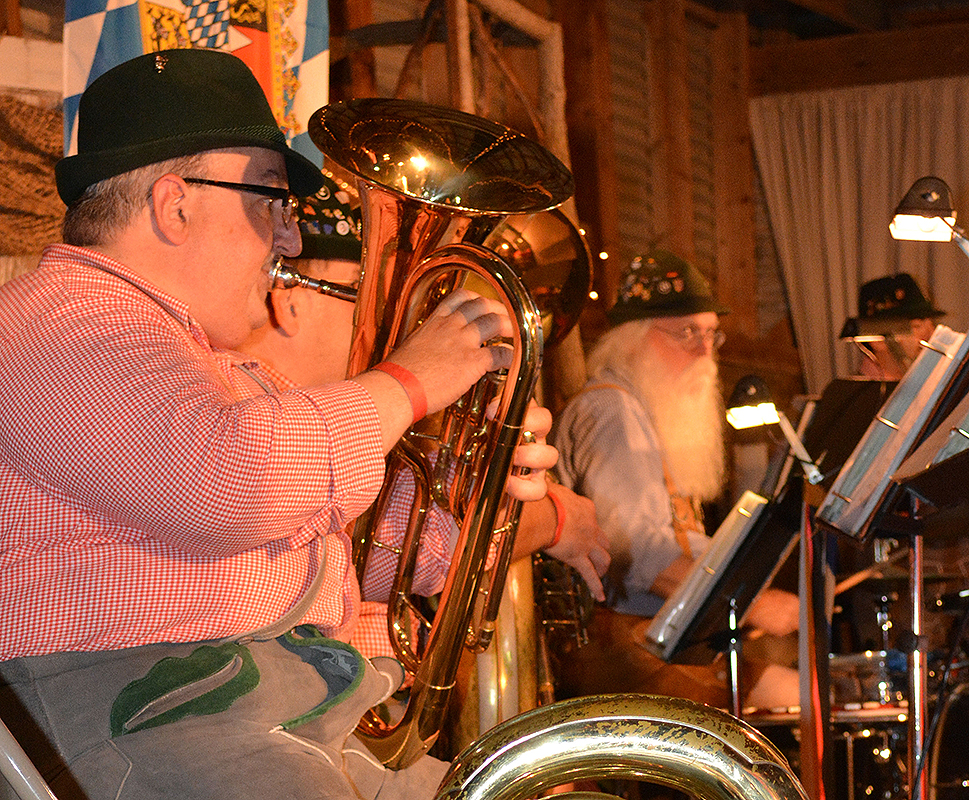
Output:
top-left (551, 369), bottom-right (709, 616)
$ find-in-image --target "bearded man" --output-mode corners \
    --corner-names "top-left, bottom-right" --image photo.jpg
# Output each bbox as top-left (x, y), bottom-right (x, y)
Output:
top-left (550, 249), bottom-right (798, 707)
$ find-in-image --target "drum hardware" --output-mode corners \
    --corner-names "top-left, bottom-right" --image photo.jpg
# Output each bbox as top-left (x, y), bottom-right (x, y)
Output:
top-left (839, 725), bottom-right (907, 800)
top-left (913, 588), bottom-right (969, 800)
top-left (746, 706), bottom-right (908, 800)
top-left (931, 588), bottom-right (969, 613)
top-left (834, 548), bottom-right (909, 596)
top-left (927, 683), bottom-right (969, 800)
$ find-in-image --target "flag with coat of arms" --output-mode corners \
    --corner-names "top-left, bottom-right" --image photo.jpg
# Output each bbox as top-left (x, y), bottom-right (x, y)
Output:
top-left (62, 0), bottom-right (329, 167)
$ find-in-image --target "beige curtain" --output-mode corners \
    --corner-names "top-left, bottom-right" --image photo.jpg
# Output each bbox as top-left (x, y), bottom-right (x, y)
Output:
top-left (750, 76), bottom-right (969, 394)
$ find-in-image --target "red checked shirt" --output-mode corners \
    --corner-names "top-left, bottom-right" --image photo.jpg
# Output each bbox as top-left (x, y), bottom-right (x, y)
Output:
top-left (0, 245), bottom-right (456, 660)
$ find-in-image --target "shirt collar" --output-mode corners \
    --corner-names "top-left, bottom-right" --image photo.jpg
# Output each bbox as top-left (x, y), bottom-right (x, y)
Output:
top-left (44, 244), bottom-right (210, 347)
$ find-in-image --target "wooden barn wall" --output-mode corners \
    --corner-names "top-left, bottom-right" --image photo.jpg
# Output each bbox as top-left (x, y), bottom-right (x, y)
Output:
top-left (604, 1), bottom-right (656, 266)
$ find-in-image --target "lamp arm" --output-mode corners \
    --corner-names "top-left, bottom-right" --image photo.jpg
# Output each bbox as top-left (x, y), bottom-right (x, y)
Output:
top-left (777, 411), bottom-right (824, 485)
top-left (951, 225), bottom-right (969, 258)
top-left (943, 219), bottom-right (969, 261)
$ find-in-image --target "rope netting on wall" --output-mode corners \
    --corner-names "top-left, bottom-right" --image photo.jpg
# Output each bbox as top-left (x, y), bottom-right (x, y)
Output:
top-left (0, 92), bottom-right (63, 258)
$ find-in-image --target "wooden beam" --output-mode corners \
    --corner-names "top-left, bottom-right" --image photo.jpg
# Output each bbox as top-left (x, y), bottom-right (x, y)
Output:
top-left (784, 0), bottom-right (884, 32)
top-left (711, 10), bottom-right (758, 339)
top-left (646, 0), bottom-right (695, 262)
top-left (751, 20), bottom-right (969, 96)
top-left (328, 0), bottom-right (375, 100)
top-left (2, 0), bottom-right (23, 36)
top-left (554, 0), bottom-right (620, 307)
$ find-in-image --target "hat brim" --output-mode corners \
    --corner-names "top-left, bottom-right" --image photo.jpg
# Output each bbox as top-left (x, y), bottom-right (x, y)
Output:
top-left (608, 296), bottom-right (730, 326)
top-left (841, 306), bottom-right (946, 340)
top-left (846, 315), bottom-right (932, 339)
top-left (56, 131), bottom-right (324, 207)
top-left (298, 235), bottom-right (362, 262)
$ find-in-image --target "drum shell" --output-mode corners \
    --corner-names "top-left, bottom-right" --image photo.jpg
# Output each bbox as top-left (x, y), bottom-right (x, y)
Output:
top-left (929, 682), bottom-right (969, 800)
top-left (829, 650), bottom-right (907, 709)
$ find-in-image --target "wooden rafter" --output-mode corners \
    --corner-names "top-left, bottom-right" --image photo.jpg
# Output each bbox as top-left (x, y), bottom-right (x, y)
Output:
top-left (783, 0), bottom-right (884, 32)
top-left (2, 0), bottom-right (23, 36)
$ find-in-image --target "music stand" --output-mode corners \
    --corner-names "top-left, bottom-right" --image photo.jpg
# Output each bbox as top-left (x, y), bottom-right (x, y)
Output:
top-left (645, 379), bottom-right (899, 715)
top-left (643, 486), bottom-right (805, 720)
top-left (894, 387), bottom-right (969, 510)
top-left (893, 419), bottom-right (969, 800)
top-left (815, 327), bottom-right (969, 800)
top-left (644, 490), bottom-right (798, 666)
top-left (815, 326), bottom-right (969, 542)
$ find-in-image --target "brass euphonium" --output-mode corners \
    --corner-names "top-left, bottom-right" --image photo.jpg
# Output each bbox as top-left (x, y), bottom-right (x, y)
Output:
top-left (306, 98), bottom-right (575, 769)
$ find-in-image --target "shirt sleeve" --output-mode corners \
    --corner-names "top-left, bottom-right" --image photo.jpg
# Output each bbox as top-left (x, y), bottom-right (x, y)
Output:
top-left (0, 289), bottom-right (386, 557)
top-left (553, 386), bottom-right (686, 597)
top-left (357, 464), bottom-right (458, 602)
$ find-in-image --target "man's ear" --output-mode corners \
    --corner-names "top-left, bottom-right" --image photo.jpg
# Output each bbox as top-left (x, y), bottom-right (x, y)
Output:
top-left (269, 288), bottom-right (300, 337)
top-left (150, 174), bottom-right (191, 245)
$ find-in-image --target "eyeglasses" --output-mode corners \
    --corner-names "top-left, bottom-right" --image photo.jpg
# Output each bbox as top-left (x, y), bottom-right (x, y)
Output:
top-left (654, 323), bottom-right (726, 350)
top-left (182, 177), bottom-right (299, 227)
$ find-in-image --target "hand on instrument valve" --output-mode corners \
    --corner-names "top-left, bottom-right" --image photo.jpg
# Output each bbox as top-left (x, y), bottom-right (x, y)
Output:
top-left (381, 288), bottom-right (515, 414)
top-left (498, 401), bottom-right (610, 602)
top-left (503, 401), bottom-right (556, 502)
top-left (353, 288), bottom-right (515, 452)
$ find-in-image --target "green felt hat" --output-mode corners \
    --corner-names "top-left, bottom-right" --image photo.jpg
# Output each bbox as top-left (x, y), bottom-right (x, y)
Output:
top-left (56, 48), bottom-right (324, 207)
top-left (839, 272), bottom-right (946, 339)
top-left (608, 249), bottom-right (729, 325)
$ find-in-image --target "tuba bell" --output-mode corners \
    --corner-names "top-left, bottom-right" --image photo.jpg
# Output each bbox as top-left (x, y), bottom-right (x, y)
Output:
top-left (306, 98), bottom-right (574, 769)
top-left (435, 694), bottom-right (809, 800)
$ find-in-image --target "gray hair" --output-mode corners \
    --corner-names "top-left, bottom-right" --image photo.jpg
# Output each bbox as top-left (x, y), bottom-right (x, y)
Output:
top-left (586, 318), bottom-right (654, 379)
top-left (63, 153), bottom-right (209, 247)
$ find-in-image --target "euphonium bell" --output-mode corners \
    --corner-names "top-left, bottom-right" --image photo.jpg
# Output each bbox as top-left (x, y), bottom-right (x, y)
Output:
top-left (307, 98), bottom-right (574, 769)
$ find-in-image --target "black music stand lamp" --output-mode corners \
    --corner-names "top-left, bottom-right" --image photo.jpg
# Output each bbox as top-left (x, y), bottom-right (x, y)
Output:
top-left (726, 375), bottom-right (840, 800)
top-left (727, 376), bottom-right (824, 487)
top-left (890, 176), bottom-right (969, 260)
top-left (646, 377), bottom-right (820, 715)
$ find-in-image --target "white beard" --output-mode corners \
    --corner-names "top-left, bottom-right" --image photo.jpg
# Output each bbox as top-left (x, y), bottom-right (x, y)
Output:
top-left (628, 345), bottom-right (726, 501)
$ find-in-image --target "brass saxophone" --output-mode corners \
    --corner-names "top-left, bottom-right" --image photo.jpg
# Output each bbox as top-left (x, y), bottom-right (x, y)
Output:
top-left (436, 694), bottom-right (809, 800)
top-left (307, 98), bottom-right (575, 769)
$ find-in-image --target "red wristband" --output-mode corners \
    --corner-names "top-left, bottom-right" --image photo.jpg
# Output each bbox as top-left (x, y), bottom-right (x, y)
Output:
top-left (373, 362), bottom-right (428, 423)
top-left (547, 489), bottom-right (566, 548)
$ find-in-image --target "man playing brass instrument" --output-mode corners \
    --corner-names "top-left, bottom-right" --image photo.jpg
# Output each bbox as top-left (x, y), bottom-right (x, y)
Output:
top-left (0, 49), bottom-right (567, 800)
top-left (551, 250), bottom-right (799, 709)
top-left (240, 175), bottom-right (611, 663)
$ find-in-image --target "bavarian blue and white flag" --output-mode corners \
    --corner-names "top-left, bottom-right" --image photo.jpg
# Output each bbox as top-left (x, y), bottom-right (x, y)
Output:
top-left (63, 0), bottom-right (329, 166)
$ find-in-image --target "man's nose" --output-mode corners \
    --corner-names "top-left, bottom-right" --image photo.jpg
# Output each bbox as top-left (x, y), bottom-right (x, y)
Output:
top-left (274, 214), bottom-right (302, 257)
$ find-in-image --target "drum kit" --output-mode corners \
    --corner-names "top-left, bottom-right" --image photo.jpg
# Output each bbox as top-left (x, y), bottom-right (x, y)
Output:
top-left (746, 561), bottom-right (969, 800)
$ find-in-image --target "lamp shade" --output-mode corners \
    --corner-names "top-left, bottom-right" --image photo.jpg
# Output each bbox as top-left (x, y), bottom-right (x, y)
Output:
top-left (726, 375), bottom-right (780, 430)
top-left (890, 176), bottom-right (956, 242)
